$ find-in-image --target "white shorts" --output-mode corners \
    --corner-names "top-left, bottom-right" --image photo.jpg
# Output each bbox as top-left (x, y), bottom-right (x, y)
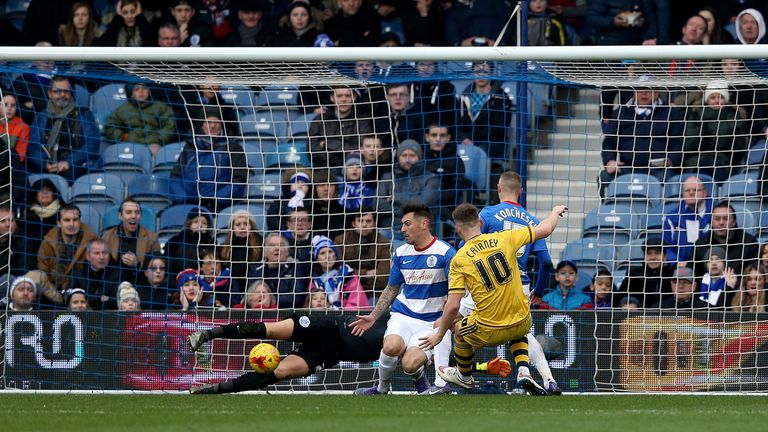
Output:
top-left (459, 284), bottom-right (531, 320)
top-left (384, 312), bottom-right (441, 362)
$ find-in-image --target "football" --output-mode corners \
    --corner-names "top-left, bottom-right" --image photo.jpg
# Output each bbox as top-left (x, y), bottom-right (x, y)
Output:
top-left (248, 343), bottom-right (281, 373)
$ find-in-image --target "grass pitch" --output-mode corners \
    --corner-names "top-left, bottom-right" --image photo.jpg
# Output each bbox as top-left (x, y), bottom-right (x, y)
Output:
top-left (1, 394), bottom-right (766, 432)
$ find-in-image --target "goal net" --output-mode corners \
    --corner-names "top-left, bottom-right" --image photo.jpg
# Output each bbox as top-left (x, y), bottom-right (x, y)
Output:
top-left (1, 46), bottom-right (768, 393)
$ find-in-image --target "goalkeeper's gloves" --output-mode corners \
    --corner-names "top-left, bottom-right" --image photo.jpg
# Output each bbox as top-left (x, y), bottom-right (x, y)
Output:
top-left (475, 357), bottom-right (512, 378)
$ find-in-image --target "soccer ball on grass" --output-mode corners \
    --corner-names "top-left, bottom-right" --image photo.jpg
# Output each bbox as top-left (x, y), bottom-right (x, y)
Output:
top-left (249, 343), bottom-right (281, 373)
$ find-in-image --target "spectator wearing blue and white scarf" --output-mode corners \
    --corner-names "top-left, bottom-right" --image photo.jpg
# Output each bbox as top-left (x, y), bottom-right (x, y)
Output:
top-left (698, 246), bottom-right (737, 308)
top-left (310, 235), bottom-right (369, 310)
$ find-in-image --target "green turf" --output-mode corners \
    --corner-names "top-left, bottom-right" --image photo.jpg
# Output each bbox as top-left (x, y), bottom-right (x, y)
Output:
top-left (0, 394), bottom-right (766, 432)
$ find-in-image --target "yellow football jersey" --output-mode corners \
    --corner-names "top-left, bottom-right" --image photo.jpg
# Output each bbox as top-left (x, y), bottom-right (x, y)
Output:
top-left (449, 225), bottom-right (535, 328)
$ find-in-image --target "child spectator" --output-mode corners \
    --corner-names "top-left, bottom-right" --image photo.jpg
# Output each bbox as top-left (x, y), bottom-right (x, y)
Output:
top-left (309, 235), bottom-right (369, 310)
top-left (199, 248), bottom-right (235, 307)
top-left (165, 207), bottom-right (215, 276)
top-left (173, 268), bottom-right (215, 310)
top-left (274, 0), bottom-right (318, 47)
top-left (729, 264), bottom-right (766, 312)
top-left (528, 0), bottom-right (567, 46)
top-left (58, 2), bottom-right (102, 47)
top-left (266, 169), bottom-right (313, 231)
top-left (540, 260), bottom-right (593, 310)
top-left (136, 257), bottom-right (172, 309)
top-left (359, 134), bottom-right (388, 183)
top-left (337, 152), bottom-right (375, 211)
top-left (238, 279), bottom-right (277, 309)
top-left (698, 246), bottom-right (737, 308)
top-left (590, 269), bottom-right (613, 309)
top-left (117, 281), bottom-right (141, 311)
top-left (66, 287), bottom-right (89, 311)
top-left (304, 287), bottom-right (330, 309)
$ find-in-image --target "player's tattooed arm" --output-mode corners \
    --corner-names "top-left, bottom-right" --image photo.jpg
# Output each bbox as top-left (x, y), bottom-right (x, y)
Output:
top-left (369, 283), bottom-right (401, 320)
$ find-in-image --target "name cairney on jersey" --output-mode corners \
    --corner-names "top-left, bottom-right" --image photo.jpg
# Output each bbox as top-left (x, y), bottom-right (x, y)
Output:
top-left (388, 237), bottom-right (456, 322)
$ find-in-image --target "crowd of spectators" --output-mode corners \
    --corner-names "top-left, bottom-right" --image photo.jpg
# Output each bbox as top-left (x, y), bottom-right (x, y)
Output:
top-left (0, 0), bottom-right (767, 312)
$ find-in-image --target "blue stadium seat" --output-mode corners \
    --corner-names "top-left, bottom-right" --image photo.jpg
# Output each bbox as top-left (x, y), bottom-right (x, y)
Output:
top-left (71, 173), bottom-right (126, 215)
top-left (582, 203), bottom-right (638, 244)
top-left (265, 142), bottom-right (311, 170)
top-left (215, 204), bottom-right (268, 243)
top-left (241, 139), bottom-right (277, 172)
top-left (102, 205), bottom-right (157, 232)
top-left (572, 271), bottom-right (592, 293)
top-left (1, 11), bottom-right (25, 32)
top-left (637, 204), bottom-right (666, 240)
top-left (719, 171), bottom-right (762, 214)
top-left (102, 143), bottom-right (153, 175)
top-left (256, 85), bottom-right (299, 107)
top-left (219, 85), bottom-right (256, 116)
top-left (74, 84), bottom-right (90, 109)
top-left (664, 173), bottom-right (715, 201)
top-left (605, 173), bottom-right (662, 211)
top-left (745, 139), bottom-right (768, 173)
top-left (458, 144), bottom-right (490, 202)
top-left (240, 112), bottom-right (290, 139)
top-left (127, 174), bottom-right (173, 215)
top-left (730, 203), bottom-right (758, 236)
top-left (247, 173), bottom-right (282, 202)
top-left (615, 239), bottom-right (646, 273)
top-left (28, 173), bottom-right (70, 202)
top-left (561, 238), bottom-right (615, 273)
top-left (290, 112), bottom-right (316, 138)
top-left (77, 203), bottom-right (102, 233)
top-left (92, 83), bottom-right (127, 128)
top-left (153, 142), bottom-right (185, 173)
top-left (158, 204), bottom-right (210, 237)
top-left (5, 0), bottom-right (30, 14)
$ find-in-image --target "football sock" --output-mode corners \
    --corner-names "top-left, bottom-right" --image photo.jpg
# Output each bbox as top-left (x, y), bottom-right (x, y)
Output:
top-left (433, 330), bottom-right (451, 386)
top-left (528, 333), bottom-right (555, 384)
top-left (231, 372), bottom-right (279, 392)
top-left (377, 351), bottom-right (398, 392)
top-left (214, 322), bottom-right (267, 339)
top-left (406, 365), bottom-right (425, 381)
top-left (510, 337), bottom-right (530, 371)
top-left (453, 337), bottom-right (475, 377)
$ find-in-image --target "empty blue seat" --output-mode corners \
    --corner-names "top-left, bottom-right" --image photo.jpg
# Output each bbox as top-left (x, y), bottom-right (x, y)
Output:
top-left (582, 203), bottom-right (638, 244)
top-left (719, 171), bottom-right (762, 214)
top-left (745, 139), bottom-right (768, 172)
top-left (241, 139), bottom-right (277, 172)
top-left (638, 204), bottom-right (666, 239)
top-left (664, 173), bottom-right (715, 201)
top-left (247, 173), bottom-right (282, 202)
top-left (74, 84), bottom-right (90, 109)
top-left (605, 173), bottom-right (662, 210)
top-left (158, 204), bottom-right (210, 236)
top-left (77, 204), bottom-right (102, 233)
top-left (102, 142), bottom-right (153, 175)
top-left (153, 142), bottom-right (185, 173)
top-left (561, 238), bottom-right (616, 272)
top-left (240, 112), bottom-right (289, 139)
top-left (290, 112), bottom-right (316, 137)
top-left (256, 85), bottom-right (299, 107)
top-left (615, 239), bottom-right (646, 273)
top-left (265, 142), bottom-right (311, 169)
top-left (219, 85), bottom-right (256, 115)
top-left (127, 174), bottom-right (173, 214)
top-left (730, 203), bottom-right (758, 236)
top-left (92, 83), bottom-right (127, 127)
top-left (458, 144), bottom-right (490, 201)
top-left (103, 205), bottom-right (157, 232)
top-left (28, 173), bottom-right (70, 202)
top-left (71, 173), bottom-right (125, 215)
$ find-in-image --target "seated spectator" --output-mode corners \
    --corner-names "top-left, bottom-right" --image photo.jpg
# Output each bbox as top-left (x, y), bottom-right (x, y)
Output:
top-left (378, 139), bottom-right (439, 232)
top-left (303, 287), bottom-right (329, 309)
top-left (102, 199), bottom-right (161, 285)
top-left (221, 0), bottom-right (274, 47)
top-left (334, 207), bottom-right (390, 295)
top-left (19, 178), bottom-right (62, 272)
top-left (169, 111), bottom-right (248, 212)
top-left (372, 33), bottom-right (417, 78)
top-left (248, 232), bottom-right (309, 308)
top-left (735, 8), bottom-right (768, 45)
top-left (669, 14), bottom-right (708, 77)
top-left (457, 62), bottom-right (514, 161)
top-left (103, 82), bottom-right (176, 155)
top-left (135, 257), bottom-right (173, 309)
top-left (238, 279), bottom-right (277, 309)
top-left (617, 236), bottom-right (673, 307)
top-left (590, 269), bottom-right (613, 309)
top-left (199, 248), bottom-right (235, 306)
top-left (274, 1), bottom-right (318, 47)
top-left (0, 202), bottom-right (28, 277)
top-left (359, 134), bottom-right (389, 183)
top-left (172, 268), bottom-right (217, 310)
top-left (662, 176), bottom-right (713, 266)
top-left (179, 83), bottom-right (241, 137)
top-left (96, 0), bottom-right (156, 47)
top-left (164, 207), bottom-right (215, 276)
top-left (422, 121), bottom-right (467, 214)
top-left (373, 83), bottom-right (425, 147)
top-left (69, 238), bottom-right (121, 310)
top-left (283, 207), bottom-right (313, 264)
top-left (337, 153), bottom-right (375, 211)
top-left (401, 0), bottom-right (446, 46)
top-left (698, 246), bottom-right (738, 308)
top-left (652, 267), bottom-right (697, 309)
top-left (309, 86), bottom-right (373, 170)
top-left (218, 209), bottom-right (263, 296)
top-left (0, 93), bottom-right (29, 203)
top-left (167, 0), bottom-right (214, 47)
top-left (157, 21), bottom-right (182, 47)
top-left (598, 76), bottom-right (685, 196)
top-left (682, 80), bottom-right (749, 182)
top-left (310, 169), bottom-right (348, 240)
top-left (720, 58), bottom-right (768, 138)
top-left (586, 0), bottom-right (654, 45)
top-left (540, 260), bottom-right (593, 310)
top-left (28, 76), bottom-right (102, 182)
top-left (729, 263), bottom-right (767, 312)
top-left (34, 203), bottom-right (99, 306)
top-left (309, 235), bottom-right (369, 310)
top-left (2, 276), bottom-right (37, 311)
top-left (697, 6), bottom-right (734, 45)
top-left (58, 2), bottom-right (102, 47)
top-left (11, 50), bottom-right (56, 125)
top-left (266, 169), bottom-right (313, 231)
top-left (410, 61), bottom-right (456, 132)
top-left (444, 0), bottom-right (513, 46)
top-left (528, 0), bottom-right (567, 46)
top-left (760, 242), bottom-right (768, 269)
top-left (619, 295), bottom-right (642, 309)
top-left (117, 281), bottom-right (142, 311)
top-left (692, 202), bottom-right (759, 278)
top-left (324, 0), bottom-right (380, 46)
top-left (66, 287), bottom-right (89, 311)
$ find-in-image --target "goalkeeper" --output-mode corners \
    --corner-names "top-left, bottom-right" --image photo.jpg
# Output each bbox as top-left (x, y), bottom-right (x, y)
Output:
top-left (188, 313), bottom-right (511, 394)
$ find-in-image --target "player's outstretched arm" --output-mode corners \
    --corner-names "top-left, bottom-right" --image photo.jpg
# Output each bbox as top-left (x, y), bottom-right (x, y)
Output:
top-left (419, 292), bottom-right (461, 349)
top-left (350, 283), bottom-right (401, 336)
top-left (533, 205), bottom-right (568, 240)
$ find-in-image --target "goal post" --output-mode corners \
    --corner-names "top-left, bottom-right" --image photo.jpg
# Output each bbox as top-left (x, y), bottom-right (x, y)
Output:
top-left (1, 45), bottom-right (768, 393)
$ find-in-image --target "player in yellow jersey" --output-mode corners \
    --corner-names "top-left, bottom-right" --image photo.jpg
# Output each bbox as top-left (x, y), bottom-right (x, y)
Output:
top-left (420, 202), bottom-right (568, 394)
